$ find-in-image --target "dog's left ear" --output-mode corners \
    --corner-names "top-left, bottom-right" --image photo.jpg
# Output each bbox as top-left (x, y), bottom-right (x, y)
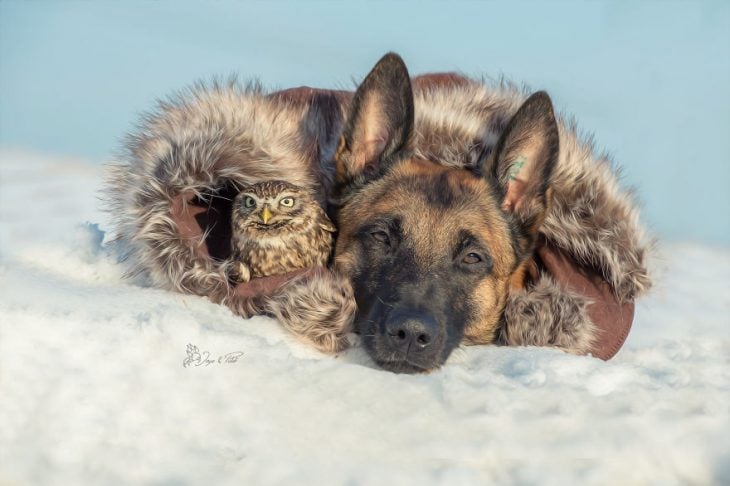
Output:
top-left (479, 91), bottom-right (559, 256)
top-left (335, 52), bottom-right (414, 185)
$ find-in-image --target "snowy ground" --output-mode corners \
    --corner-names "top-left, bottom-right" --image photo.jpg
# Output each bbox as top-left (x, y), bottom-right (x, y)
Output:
top-left (1, 149), bottom-right (728, 485)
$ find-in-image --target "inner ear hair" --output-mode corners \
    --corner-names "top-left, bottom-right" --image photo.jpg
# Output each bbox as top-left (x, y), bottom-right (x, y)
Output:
top-left (478, 91), bottom-right (559, 261)
top-left (482, 91), bottom-right (559, 219)
top-left (336, 52), bottom-right (414, 184)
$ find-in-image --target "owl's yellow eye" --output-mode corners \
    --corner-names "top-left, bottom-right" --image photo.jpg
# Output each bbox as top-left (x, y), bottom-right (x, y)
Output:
top-left (244, 196), bottom-right (256, 208)
top-left (279, 197), bottom-right (295, 207)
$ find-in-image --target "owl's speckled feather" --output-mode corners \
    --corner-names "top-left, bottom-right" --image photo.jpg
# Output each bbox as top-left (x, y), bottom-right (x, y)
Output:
top-left (230, 181), bottom-right (335, 281)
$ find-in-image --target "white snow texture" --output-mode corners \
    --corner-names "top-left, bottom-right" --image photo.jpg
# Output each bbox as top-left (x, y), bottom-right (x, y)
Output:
top-left (0, 150), bottom-right (728, 485)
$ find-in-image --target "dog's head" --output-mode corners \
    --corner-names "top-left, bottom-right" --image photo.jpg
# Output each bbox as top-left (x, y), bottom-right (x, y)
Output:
top-left (333, 53), bottom-right (559, 373)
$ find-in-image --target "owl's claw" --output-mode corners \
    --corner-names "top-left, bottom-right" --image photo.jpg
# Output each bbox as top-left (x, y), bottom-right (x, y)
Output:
top-left (238, 263), bottom-right (251, 282)
top-left (228, 261), bottom-right (251, 284)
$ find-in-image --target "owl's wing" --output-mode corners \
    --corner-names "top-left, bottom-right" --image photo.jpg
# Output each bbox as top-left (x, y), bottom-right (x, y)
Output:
top-left (318, 215), bottom-right (337, 233)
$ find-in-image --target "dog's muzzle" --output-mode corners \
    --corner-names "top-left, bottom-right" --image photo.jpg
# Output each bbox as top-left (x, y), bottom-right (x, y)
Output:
top-left (375, 310), bottom-right (444, 373)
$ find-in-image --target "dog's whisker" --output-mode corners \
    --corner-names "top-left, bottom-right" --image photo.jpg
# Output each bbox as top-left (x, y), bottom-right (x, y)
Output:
top-left (376, 296), bottom-right (394, 309)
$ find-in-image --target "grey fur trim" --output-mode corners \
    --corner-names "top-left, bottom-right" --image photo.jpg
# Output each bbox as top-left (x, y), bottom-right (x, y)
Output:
top-left (263, 270), bottom-right (356, 353)
top-left (215, 269), bottom-right (355, 353)
top-left (499, 275), bottom-right (597, 354)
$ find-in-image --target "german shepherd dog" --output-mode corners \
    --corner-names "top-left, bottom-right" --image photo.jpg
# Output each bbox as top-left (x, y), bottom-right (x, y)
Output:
top-left (333, 54), bottom-right (560, 373)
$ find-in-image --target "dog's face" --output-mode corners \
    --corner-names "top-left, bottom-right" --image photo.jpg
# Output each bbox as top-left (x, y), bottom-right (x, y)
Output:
top-left (333, 53), bottom-right (559, 373)
top-left (335, 159), bottom-right (519, 373)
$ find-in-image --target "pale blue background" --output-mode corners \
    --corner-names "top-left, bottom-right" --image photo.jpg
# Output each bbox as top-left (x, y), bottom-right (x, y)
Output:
top-left (1, 0), bottom-right (728, 245)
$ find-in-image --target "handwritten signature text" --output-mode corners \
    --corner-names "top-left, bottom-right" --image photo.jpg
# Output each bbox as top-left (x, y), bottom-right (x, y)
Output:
top-left (182, 343), bottom-right (244, 368)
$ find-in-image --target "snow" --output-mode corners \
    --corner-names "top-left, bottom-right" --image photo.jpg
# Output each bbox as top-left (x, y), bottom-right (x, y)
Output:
top-left (1, 149), bottom-right (729, 485)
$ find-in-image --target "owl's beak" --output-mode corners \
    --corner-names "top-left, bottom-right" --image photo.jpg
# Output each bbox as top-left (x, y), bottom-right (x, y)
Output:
top-left (260, 206), bottom-right (273, 224)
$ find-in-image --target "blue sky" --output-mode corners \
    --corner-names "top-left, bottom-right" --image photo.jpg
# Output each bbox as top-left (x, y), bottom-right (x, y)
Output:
top-left (1, 0), bottom-right (728, 245)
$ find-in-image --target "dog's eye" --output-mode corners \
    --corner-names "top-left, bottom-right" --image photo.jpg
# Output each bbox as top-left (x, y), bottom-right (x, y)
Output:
top-left (244, 196), bottom-right (256, 208)
top-left (462, 252), bottom-right (482, 264)
top-left (371, 230), bottom-right (391, 246)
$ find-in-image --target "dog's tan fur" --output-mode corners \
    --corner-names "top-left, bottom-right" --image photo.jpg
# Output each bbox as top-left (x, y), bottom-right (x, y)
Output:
top-left (334, 158), bottom-right (516, 345)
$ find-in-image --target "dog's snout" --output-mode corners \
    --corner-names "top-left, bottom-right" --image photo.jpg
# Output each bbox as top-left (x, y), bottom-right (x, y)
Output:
top-left (385, 312), bottom-right (440, 353)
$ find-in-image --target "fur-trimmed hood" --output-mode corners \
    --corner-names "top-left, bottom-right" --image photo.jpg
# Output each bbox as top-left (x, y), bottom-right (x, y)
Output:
top-left (105, 73), bottom-right (652, 359)
top-left (105, 81), bottom-right (348, 296)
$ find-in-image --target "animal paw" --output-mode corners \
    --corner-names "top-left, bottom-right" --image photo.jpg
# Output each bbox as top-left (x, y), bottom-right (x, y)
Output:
top-left (227, 261), bottom-right (251, 284)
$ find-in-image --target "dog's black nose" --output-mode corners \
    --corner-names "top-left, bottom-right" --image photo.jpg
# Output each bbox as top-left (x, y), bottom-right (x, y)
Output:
top-left (385, 311), bottom-right (440, 353)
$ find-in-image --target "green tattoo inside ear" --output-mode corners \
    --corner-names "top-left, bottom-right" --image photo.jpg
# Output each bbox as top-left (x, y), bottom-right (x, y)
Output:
top-left (509, 155), bottom-right (527, 181)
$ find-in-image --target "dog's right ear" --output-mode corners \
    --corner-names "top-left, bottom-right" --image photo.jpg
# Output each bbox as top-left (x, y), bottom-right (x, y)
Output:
top-left (336, 52), bottom-right (414, 185)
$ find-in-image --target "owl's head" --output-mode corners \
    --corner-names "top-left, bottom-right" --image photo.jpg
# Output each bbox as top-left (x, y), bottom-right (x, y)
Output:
top-left (232, 180), bottom-right (316, 235)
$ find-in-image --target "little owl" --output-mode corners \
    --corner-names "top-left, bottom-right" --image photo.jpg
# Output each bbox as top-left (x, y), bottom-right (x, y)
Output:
top-left (229, 180), bottom-right (336, 282)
